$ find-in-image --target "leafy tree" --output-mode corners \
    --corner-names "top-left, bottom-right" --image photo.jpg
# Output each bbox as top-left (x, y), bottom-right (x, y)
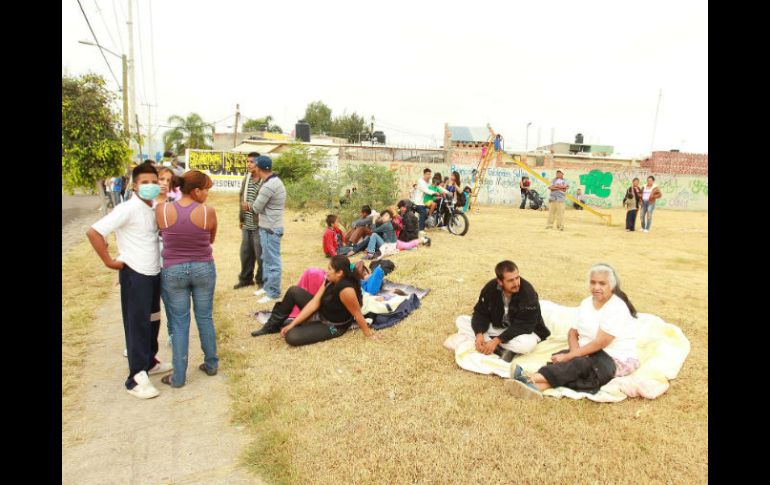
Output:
top-left (284, 162), bottom-right (400, 228)
top-left (163, 113), bottom-right (214, 152)
top-left (303, 101), bottom-right (333, 134)
top-left (272, 143), bottom-right (327, 182)
top-left (242, 115), bottom-right (283, 134)
top-left (331, 113), bottom-right (369, 143)
top-left (61, 74), bottom-right (131, 194)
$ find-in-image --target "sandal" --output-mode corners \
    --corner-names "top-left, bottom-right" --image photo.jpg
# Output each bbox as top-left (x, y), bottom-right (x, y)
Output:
top-left (199, 363), bottom-right (217, 376)
top-left (160, 374), bottom-right (183, 388)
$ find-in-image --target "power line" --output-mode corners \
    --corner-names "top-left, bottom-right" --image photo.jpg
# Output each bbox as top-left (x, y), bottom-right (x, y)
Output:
top-left (76, 0), bottom-right (121, 88)
top-left (110, 0), bottom-right (125, 54)
top-left (92, 0), bottom-right (118, 53)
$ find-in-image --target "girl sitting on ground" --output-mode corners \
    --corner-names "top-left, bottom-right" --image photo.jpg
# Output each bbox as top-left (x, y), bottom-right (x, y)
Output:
top-left (250, 255), bottom-right (379, 345)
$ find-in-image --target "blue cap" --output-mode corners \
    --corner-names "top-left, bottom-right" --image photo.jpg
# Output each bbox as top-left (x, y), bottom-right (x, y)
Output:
top-left (256, 155), bottom-right (272, 170)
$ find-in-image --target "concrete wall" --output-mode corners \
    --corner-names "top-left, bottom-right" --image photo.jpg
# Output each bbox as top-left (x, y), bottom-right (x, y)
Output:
top-left (346, 160), bottom-right (707, 211)
top-left (192, 147), bottom-right (707, 210)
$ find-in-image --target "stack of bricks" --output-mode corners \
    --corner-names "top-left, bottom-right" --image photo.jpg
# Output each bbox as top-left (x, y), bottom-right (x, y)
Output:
top-left (640, 151), bottom-right (708, 175)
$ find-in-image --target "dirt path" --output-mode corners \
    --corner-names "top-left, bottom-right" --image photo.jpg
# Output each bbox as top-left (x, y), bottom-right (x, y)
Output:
top-left (62, 196), bottom-right (262, 485)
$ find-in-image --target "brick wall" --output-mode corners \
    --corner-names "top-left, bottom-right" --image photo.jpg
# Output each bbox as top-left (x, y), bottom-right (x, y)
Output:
top-left (641, 151), bottom-right (708, 176)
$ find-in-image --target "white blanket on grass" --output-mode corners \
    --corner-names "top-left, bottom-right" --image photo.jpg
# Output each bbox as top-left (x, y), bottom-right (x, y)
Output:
top-left (443, 300), bottom-right (691, 402)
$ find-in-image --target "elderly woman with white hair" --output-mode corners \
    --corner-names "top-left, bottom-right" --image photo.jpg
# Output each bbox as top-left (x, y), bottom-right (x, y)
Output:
top-left (506, 263), bottom-right (640, 399)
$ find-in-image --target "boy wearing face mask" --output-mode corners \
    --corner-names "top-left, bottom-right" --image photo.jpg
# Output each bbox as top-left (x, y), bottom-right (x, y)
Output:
top-left (86, 163), bottom-right (172, 400)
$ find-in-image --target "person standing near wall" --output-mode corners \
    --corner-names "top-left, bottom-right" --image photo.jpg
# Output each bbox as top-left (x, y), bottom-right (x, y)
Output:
top-left (519, 176), bottom-right (531, 209)
top-left (623, 178), bottom-right (643, 231)
top-left (546, 170), bottom-right (569, 231)
top-left (640, 176), bottom-right (663, 233)
top-left (411, 168), bottom-right (434, 230)
top-left (252, 156), bottom-right (286, 304)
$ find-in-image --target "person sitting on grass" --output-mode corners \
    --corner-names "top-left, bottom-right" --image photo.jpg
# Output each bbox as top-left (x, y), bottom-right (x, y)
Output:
top-left (250, 256), bottom-right (379, 345)
top-left (323, 214), bottom-right (350, 257)
top-left (457, 260), bottom-right (551, 363)
top-left (396, 199), bottom-right (430, 249)
top-left (345, 205), bottom-right (378, 245)
top-left (362, 209), bottom-right (398, 260)
top-left (505, 263), bottom-right (639, 400)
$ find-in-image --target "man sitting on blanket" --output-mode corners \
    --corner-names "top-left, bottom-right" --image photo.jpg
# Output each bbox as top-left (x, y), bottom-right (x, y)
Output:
top-left (460, 260), bottom-right (551, 362)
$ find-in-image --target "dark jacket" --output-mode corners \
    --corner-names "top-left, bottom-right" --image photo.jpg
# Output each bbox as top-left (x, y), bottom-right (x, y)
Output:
top-left (471, 278), bottom-right (550, 343)
top-left (398, 200), bottom-right (419, 242)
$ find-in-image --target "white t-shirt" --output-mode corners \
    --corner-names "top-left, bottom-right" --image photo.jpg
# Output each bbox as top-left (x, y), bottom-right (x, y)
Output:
top-left (572, 294), bottom-right (638, 361)
top-left (91, 195), bottom-right (161, 276)
top-left (642, 185), bottom-right (653, 201)
top-left (412, 178), bottom-right (432, 206)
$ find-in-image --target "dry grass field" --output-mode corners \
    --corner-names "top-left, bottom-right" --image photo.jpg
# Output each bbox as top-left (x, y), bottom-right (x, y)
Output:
top-left (62, 191), bottom-right (707, 484)
top-left (206, 193), bottom-right (707, 485)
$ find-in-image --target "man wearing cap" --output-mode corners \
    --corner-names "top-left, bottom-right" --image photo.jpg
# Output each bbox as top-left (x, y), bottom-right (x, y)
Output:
top-left (546, 169), bottom-right (569, 231)
top-left (251, 156), bottom-right (287, 304)
top-left (234, 152), bottom-right (264, 290)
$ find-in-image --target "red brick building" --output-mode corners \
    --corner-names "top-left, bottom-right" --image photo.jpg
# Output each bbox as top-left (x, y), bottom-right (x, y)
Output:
top-left (641, 151), bottom-right (708, 175)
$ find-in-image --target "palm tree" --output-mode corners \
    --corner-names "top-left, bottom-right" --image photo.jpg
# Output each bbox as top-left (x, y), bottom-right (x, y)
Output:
top-left (163, 113), bottom-right (214, 153)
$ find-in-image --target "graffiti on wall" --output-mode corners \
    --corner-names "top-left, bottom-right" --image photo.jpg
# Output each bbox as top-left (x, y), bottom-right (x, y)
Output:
top-left (579, 170), bottom-right (613, 198)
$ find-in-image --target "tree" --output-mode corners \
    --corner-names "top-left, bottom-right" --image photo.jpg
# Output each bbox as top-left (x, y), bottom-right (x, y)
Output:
top-left (272, 143), bottom-right (327, 182)
top-left (331, 113), bottom-right (369, 143)
top-left (303, 101), bottom-right (333, 134)
top-left (163, 113), bottom-right (214, 153)
top-left (62, 74), bottom-right (131, 194)
top-left (241, 115), bottom-right (283, 134)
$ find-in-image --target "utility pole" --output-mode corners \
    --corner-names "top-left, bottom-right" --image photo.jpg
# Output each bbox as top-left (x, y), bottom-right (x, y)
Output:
top-left (122, 55), bottom-right (129, 138)
top-left (142, 102), bottom-right (157, 159)
top-left (135, 114), bottom-right (143, 159)
top-left (232, 103), bottom-right (240, 148)
top-left (650, 88), bottom-right (662, 153)
top-left (127, 0), bottom-right (137, 154)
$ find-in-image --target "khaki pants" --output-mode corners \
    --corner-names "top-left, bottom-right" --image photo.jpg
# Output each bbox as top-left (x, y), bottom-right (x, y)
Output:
top-left (547, 200), bottom-right (565, 229)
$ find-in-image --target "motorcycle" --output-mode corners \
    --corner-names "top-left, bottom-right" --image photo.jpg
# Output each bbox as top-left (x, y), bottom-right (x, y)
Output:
top-left (423, 195), bottom-right (469, 236)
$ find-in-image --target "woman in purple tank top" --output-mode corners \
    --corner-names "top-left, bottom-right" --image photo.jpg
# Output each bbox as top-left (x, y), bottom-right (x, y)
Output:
top-left (155, 171), bottom-right (219, 388)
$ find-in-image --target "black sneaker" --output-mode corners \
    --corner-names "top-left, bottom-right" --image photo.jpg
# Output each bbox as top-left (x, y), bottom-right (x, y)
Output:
top-left (493, 346), bottom-right (517, 363)
top-left (233, 281), bottom-right (255, 290)
top-left (251, 325), bottom-right (280, 337)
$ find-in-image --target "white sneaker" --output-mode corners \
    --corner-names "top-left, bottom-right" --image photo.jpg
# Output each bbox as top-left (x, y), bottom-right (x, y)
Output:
top-left (127, 371), bottom-right (160, 399)
top-left (254, 288), bottom-right (267, 297)
top-left (123, 348), bottom-right (128, 358)
top-left (148, 361), bottom-right (173, 375)
top-left (256, 295), bottom-right (276, 304)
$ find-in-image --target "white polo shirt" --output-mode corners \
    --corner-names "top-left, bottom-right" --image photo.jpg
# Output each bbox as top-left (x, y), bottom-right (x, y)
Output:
top-left (91, 195), bottom-right (161, 276)
top-left (572, 294), bottom-right (638, 361)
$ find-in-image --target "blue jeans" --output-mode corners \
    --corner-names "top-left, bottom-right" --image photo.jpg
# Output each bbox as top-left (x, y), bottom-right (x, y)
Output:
top-left (161, 261), bottom-right (218, 387)
top-left (259, 227), bottom-right (283, 299)
top-left (367, 233), bottom-right (385, 254)
top-left (417, 205), bottom-right (428, 230)
top-left (640, 201), bottom-right (655, 230)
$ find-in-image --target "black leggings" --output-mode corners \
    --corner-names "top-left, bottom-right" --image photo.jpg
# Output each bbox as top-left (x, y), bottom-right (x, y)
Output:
top-left (537, 349), bottom-right (617, 394)
top-left (267, 286), bottom-right (350, 347)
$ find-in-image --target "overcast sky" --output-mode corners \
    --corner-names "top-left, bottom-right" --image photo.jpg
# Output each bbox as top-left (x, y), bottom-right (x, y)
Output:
top-left (62, 0), bottom-right (707, 157)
